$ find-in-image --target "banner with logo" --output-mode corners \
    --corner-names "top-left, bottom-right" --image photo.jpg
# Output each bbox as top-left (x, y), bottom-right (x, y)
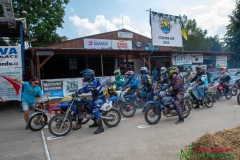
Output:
top-left (172, 54), bottom-right (192, 66)
top-left (112, 40), bottom-right (132, 50)
top-left (192, 54), bottom-right (203, 63)
top-left (118, 32), bottom-right (133, 38)
top-left (84, 39), bottom-right (112, 49)
top-left (0, 46), bottom-right (22, 68)
top-left (132, 41), bottom-right (158, 50)
top-left (216, 56), bottom-right (227, 61)
top-left (150, 12), bottom-right (182, 47)
top-left (0, 68), bottom-right (22, 101)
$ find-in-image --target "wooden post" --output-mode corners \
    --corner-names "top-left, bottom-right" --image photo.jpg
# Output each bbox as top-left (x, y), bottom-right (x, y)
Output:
top-left (36, 55), bottom-right (41, 86)
top-left (126, 54), bottom-right (128, 71)
top-left (39, 56), bottom-right (52, 68)
top-left (170, 53), bottom-right (173, 66)
top-left (101, 54), bottom-right (104, 76)
top-left (148, 54), bottom-right (151, 74)
top-left (86, 55), bottom-right (88, 69)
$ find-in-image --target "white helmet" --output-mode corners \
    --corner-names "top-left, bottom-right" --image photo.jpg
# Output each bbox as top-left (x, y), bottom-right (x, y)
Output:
top-left (161, 67), bottom-right (166, 73)
top-left (140, 67), bottom-right (148, 74)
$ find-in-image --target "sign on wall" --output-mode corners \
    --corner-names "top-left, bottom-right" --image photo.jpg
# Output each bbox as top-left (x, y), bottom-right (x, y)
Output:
top-left (216, 56), bottom-right (227, 61)
top-left (112, 40), bottom-right (132, 50)
top-left (0, 46), bottom-right (22, 68)
top-left (192, 54), bottom-right (203, 63)
top-left (118, 32), bottom-right (133, 38)
top-left (84, 39), bottom-right (112, 49)
top-left (0, 68), bottom-right (22, 101)
top-left (172, 54), bottom-right (192, 66)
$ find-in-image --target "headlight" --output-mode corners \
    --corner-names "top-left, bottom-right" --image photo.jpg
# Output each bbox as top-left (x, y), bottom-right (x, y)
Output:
top-left (153, 96), bottom-right (158, 100)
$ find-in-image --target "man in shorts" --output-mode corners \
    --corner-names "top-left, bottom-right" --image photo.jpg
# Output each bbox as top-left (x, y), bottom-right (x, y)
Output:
top-left (11, 77), bottom-right (43, 130)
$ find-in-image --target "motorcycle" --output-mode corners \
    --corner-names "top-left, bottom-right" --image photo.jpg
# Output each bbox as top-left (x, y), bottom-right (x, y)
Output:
top-left (144, 90), bottom-right (193, 125)
top-left (187, 83), bottom-right (215, 108)
top-left (231, 79), bottom-right (240, 96)
top-left (211, 81), bottom-right (232, 100)
top-left (48, 94), bottom-right (121, 137)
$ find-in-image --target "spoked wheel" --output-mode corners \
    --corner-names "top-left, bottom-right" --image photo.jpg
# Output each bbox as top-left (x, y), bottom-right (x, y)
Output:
top-left (144, 105), bottom-right (161, 125)
top-left (28, 113), bottom-right (47, 131)
top-left (225, 88), bottom-right (232, 99)
top-left (112, 99), bottom-right (123, 109)
top-left (237, 93), bottom-right (240, 105)
top-left (102, 108), bottom-right (121, 127)
top-left (181, 98), bottom-right (192, 118)
top-left (48, 114), bottom-right (72, 137)
top-left (231, 86), bottom-right (238, 96)
top-left (204, 94), bottom-right (215, 108)
top-left (119, 102), bottom-right (136, 118)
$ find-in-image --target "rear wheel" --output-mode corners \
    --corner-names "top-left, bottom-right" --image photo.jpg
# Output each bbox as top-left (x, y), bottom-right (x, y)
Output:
top-left (119, 102), bottom-right (136, 118)
top-left (225, 88), bottom-right (232, 99)
top-left (204, 94), bottom-right (215, 108)
top-left (102, 108), bottom-right (121, 127)
top-left (144, 105), bottom-right (161, 125)
top-left (181, 98), bottom-right (192, 118)
top-left (231, 86), bottom-right (238, 96)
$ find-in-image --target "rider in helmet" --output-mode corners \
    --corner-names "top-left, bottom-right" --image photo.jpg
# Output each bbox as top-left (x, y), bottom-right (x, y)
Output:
top-left (161, 66), bottom-right (185, 124)
top-left (213, 66), bottom-right (231, 98)
top-left (190, 66), bottom-right (208, 109)
top-left (183, 68), bottom-right (193, 84)
top-left (121, 70), bottom-right (138, 96)
top-left (159, 67), bottom-right (169, 84)
top-left (113, 69), bottom-right (125, 91)
top-left (75, 69), bottom-right (106, 134)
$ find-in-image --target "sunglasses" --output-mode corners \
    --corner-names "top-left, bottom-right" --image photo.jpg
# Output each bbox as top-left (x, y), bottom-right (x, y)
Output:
top-left (34, 82), bottom-right (39, 85)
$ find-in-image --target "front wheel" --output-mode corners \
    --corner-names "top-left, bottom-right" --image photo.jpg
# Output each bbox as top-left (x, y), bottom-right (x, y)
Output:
top-left (225, 88), bottom-right (232, 99)
top-left (204, 94), bottom-right (215, 108)
top-left (119, 102), bottom-right (136, 118)
top-left (28, 113), bottom-right (47, 131)
top-left (48, 114), bottom-right (72, 137)
top-left (102, 108), bottom-right (121, 127)
top-left (144, 105), bottom-right (161, 125)
top-left (237, 93), bottom-right (240, 105)
top-left (231, 86), bottom-right (238, 96)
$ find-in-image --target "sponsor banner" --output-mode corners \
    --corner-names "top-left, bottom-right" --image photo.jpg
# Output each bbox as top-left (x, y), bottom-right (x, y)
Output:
top-left (112, 40), bottom-right (132, 50)
top-left (118, 32), bottom-right (133, 38)
top-left (192, 54), bottom-right (203, 63)
top-left (0, 46), bottom-right (22, 68)
top-left (151, 12), bottom-right (182, 47)
top-left (84, 39), bottom-right (112, 49)
top-left (172, 54), bottom-right (192, 66)
top-left (216, 61), bottom-right (227, 68)
top-left (228, 68), bottom-right (240, 75)
top-left (0, 68), bottom-right (22, 101)
top-left (132, 41), bottom-right (158, 50)
top-left (216, 56), bottom-right (227, 61)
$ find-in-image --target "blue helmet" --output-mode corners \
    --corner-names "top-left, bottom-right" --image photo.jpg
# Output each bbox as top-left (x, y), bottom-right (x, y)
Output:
top-left (140, 67), bottom-right (148, 74)
top-left (81, 69), bottom-right (95, 82)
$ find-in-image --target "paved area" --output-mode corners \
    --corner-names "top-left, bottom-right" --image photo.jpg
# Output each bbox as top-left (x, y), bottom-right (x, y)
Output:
top-left (0, 98), bottom-right (240, 160)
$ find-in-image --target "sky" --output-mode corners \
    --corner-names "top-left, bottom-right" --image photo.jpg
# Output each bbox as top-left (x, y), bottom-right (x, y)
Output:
top-left (57, 0), bottom-right (236, 40)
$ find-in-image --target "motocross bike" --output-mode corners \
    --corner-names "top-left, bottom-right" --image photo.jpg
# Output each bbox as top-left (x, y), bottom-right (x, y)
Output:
top-left (144, 90), bottom-right (193, 125)
top-left (210, 81), bottom-right (232, 100)
top-left (187, 83), bottom-right (215, 108)
top-left (237, 89), bottom-right (240, 105)
top-left (231, 79), bottom-right (240, 96)
top-left (48, 94), bottom-right (121, 137)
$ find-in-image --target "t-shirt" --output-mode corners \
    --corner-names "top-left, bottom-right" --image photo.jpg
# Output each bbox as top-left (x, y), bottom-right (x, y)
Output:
top-left (21, 82), bottom-right (43, 103)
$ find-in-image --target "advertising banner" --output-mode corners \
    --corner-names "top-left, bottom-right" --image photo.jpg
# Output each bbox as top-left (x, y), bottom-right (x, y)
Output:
top-left (216, 61), bottom-right (227, 68)
top-left (132, 41), bottom-right (158, 50)
top-left (192, 54), bottom-right (203, 63)
top-left (0, 46), bottom-right (22, 68)
top-left (112, 40), bottom-right (132, 50)
top-left (0, 68), bottom-right (22, 101)
top-left (172, 54), bottom-right (192, 66)
top-left (84, 39), bottom-right (112, 49)
top-left (216, 56), bottom-right (227, 61)
top-left (150, 12), bottom-right (182, 47)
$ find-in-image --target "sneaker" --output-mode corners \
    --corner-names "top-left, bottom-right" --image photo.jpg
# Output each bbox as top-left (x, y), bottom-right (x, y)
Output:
top-left (175, 119), bottom-right (184, 124)
top-left (26, 125), bottom-right (29, 130)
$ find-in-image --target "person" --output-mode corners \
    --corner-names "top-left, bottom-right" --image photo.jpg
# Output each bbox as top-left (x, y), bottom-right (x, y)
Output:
top-left (152, 67), bottom-right (159, 81)
top-left (190, 66), bottom-right (208, 109)
top-left (161, 66), bottom-right (185, 124)
top-left (159, 67), bottom-right (169, 84)
top-left (121, 71), bottom-right (138, 96)
top-left (76, 69), bottom-right (106, 134)
top-left (183, 68), bottom-right (193, 84)
top-left (113, 69), bottom-right (125, 91)
top-left (11, 77), bottom-right (43, 130)
top-left (0, 96), bottom-right (5, 102)
top-left (212, 66), bottom-right (231, 99)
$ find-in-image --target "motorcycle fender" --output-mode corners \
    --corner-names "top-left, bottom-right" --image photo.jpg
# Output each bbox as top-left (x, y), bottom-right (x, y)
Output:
top-left (108, 96), bottom-right (119, 101)
top-left (30, 112), bottom-right (48, 122)
top-left (147, 101), bottom-right (162, 108)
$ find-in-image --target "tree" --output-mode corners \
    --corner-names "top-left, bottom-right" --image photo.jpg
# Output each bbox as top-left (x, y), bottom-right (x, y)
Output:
top-left (223, 0), bottom-right (240, 67)
top-left (12, 0), bottom-right (69, 47)
top-left (209, 35), bottom-right (223, 52)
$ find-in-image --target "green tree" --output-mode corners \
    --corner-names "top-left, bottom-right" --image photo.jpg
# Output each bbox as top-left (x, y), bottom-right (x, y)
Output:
top-left (12, 0), bottom-right (69, 47)
top-left (209, 35), bottom-right (223, 52)
top-left (223, 0), bottom-right (240, 67)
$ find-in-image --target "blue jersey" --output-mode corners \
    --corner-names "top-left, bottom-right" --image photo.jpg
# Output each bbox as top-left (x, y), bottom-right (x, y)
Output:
top-left (122, 76), bottom-right (138, 89)
top-left (78, 78), bottom-right (105, 100)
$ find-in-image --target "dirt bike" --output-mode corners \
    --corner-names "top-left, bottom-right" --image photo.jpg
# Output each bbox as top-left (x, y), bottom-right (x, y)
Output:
top-left (231, 79), bottom-right (240, 96)
top-left (210, 81), bottom-right (232, 100)
top-left (187, 83), bottom-right (215, 108)
top-left (144, 90), bottom-right (193, 125)
top-left (48, 94), bottom-right (121, 137)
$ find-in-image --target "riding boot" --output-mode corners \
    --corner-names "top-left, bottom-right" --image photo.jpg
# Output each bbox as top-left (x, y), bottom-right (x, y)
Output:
top-left (89, 118), bottom-right (98, 128)
top-left (73, 119), bottom-right (83, 130)
top-left (94, 118), bottom-right (104, 134)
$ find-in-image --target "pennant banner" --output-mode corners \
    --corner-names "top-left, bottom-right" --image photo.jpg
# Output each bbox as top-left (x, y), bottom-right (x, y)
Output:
top-left (151, 12), bottom-right (182, 47)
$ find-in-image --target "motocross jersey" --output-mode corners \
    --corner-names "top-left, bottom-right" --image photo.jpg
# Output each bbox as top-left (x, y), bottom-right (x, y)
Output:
top-left (115, 75), bottom-right (125, 90)
top-left (160, 72), bottom-right (169, 84)
top-left (162, 75), bottom-right (184, 95)
top-left (141, 74), bottom-right (152, 92)
top-left (213, 72), bottom-right (231, 83)
top-left (191, 71), bottom-right (208, 88)
top-left (122, 76), bottom-right (138, 89)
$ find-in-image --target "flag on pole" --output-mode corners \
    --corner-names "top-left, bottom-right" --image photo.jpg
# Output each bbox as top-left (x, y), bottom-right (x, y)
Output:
top-left (181, 21), bottom-right (188, 42)
top-left (150, 11), bottom-right (183, 47)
